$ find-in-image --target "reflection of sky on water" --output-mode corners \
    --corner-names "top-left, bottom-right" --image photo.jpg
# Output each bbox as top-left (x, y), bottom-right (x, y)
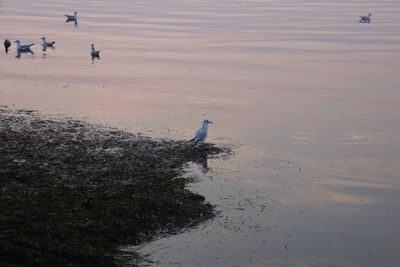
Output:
top-left (1, 0), bottom-right (400, 266)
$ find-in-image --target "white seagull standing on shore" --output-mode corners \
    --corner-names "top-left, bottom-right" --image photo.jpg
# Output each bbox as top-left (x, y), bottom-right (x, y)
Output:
top-left (190, 119), bottom-right (213, 142)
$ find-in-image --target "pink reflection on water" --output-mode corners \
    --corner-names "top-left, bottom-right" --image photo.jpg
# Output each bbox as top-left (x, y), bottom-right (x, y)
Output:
top-left (1, 0), bottom-right (400, 266)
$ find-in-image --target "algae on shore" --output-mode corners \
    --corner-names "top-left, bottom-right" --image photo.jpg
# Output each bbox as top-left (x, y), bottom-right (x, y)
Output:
top-left (0, 108), bottom-right (227, 266)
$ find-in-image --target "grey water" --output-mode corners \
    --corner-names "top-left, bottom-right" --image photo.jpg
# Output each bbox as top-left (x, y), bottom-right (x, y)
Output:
top-left (1, 0), bottom-right (400, 266)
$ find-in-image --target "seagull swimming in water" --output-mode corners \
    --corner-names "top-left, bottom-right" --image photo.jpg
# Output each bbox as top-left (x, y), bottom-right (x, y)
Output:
top-left (4, 39), bottom-right (11, 53)
top-left (91, 44), bottom-right (100, 58)
top-left (40, 37), bottom-right (55, 48)
top-left (190, 119), bottom-right (213, 142)
top-left (359, 13), bottom-right (371, 23)
top-left (14, 40), bottom-right (34, 51)
top-left (65, 11), bottom-right (77, 21)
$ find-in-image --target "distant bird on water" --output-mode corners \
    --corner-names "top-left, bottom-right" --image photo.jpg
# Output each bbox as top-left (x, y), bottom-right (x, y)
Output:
top-left (91, 44), bottom-right (100, 58)
top-left (190, 119), bottom-right (213, 142)
top-left (4, 39), bottom-right (11, 53)
top-left (40, 37), bottom-right (55, 48)
top-left (359, 13), bottom-right (371, 23)
top-left (65, 11), bottom-right (78, 22)
top-left (14, 40), bottom-right (34, 51)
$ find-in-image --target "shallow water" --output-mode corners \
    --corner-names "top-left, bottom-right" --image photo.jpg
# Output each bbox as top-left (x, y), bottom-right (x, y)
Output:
top-left (1, 0), bottom-right (400, 266)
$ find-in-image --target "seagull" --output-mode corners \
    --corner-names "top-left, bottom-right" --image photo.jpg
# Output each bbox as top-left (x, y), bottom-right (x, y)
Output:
top-left (190, 119), bottom-right (213, 142)
top-left (91, 44), bottom-right (100, 58)
top-left (359, 13), bottom-right (371, 23)
top-left (4, 39), bottom-right (11, 53)
top-left (65, 11), bottom-right (78, 22)
top-left (14, 40), bottom-right (34, 51)
top-left (40, 37), bottom-right (55, 48)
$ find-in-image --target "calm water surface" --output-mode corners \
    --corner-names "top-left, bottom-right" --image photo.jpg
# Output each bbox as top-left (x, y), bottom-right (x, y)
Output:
top-left (1, 0), bottom-right (400, 266)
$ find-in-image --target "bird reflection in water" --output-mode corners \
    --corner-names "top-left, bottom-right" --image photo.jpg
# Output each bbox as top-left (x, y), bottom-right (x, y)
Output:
top-left (42, 46), bottom-right (56, 52)
top-left (91, 54), bottom-right (100, 64)
top-left (195, 155), bottom-right (209, 173)
top-left (16, 49), bottom-right (34, 59)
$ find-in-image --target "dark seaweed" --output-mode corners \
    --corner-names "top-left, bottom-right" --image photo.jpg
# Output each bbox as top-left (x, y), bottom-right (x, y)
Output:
top-left (0, 107), bottom-right (227, 266)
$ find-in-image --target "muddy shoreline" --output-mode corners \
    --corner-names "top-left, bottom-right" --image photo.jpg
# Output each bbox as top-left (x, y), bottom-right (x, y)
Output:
top-left (0, 107), bottom-right (227, 266)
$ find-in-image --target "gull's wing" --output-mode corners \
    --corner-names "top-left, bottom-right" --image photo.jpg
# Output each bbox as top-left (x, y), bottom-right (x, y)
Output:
top-left (194, 128), bottom-right (207, 141)
top-left (19, 44), bottom-right (34, 50)
top-left (194, 127), bottom-right (201, 136)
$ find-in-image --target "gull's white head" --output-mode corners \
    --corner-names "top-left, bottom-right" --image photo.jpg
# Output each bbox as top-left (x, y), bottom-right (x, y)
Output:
top-left (14, 40), bottom-right (20, 48)
top-left (203, 119), bottom-right (213, 126)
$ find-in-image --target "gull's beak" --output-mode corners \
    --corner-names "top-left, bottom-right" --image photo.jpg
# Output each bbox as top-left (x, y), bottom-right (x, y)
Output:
top-left (209, 121), bottom-right (213, 124)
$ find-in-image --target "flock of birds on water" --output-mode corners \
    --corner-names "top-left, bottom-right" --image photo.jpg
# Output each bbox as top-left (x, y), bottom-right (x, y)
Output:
top-left (2, 10), bottom-right (212, 142)
top-left (3, 12), bottom-right (100, 60)
top-left (3, 11), bottom-right (373, 57)
top-left (2, 11), bottom-right (373, 142)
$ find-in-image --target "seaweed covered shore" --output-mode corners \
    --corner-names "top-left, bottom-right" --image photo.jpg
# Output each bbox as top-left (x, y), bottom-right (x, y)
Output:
top-left (0, 107), bottom-right (226, 266)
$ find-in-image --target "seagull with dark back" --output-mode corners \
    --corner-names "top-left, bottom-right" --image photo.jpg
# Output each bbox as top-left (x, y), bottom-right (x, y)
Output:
top-left (359, 13), bottom-right (372, 23)
top-left (91, 44), bottom-right (100, 58)
top-left (40, 37), bottom-right (55, 48)
top-left (65, 11), bottom-right (78, 22)
top-left (14, 40), bottom-right (34, 52)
